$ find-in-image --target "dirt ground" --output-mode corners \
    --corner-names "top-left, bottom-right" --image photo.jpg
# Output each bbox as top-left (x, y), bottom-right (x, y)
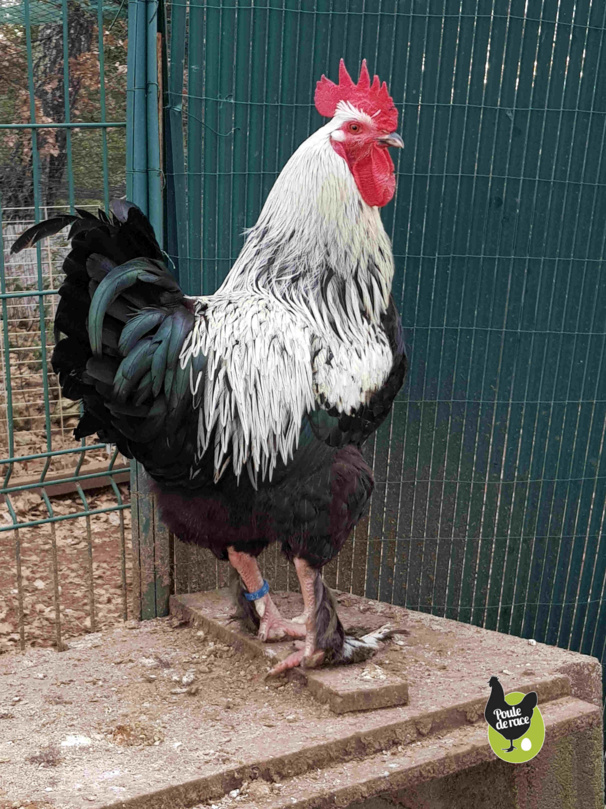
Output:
top-left (0, 615), bottom-right (336, 808)
top-left (0, 485), bottom-right (132, 655)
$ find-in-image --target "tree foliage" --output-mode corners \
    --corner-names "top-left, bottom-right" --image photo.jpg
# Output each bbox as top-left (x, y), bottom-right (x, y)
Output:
top-left (0, 2), bottom-right (128, 214)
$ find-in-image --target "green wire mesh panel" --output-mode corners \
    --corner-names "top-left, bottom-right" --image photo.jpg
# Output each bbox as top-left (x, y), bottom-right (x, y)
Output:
top-left (0, 0), bottom-right (130, 651)
top-left (0, 0), bottom-right (127, 25)
top-left (161, 0), bottom-right (606, 673)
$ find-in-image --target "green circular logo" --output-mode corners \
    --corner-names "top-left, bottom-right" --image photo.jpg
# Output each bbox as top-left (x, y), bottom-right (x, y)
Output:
top-left (487, 691), bottom-right (545, 763)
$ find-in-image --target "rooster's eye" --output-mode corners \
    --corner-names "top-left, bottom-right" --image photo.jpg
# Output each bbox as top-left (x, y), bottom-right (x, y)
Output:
top-left (348, 123), bottom-right (360, 133)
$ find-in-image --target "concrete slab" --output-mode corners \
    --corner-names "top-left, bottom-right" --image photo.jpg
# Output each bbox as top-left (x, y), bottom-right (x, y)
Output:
top-left (0, 592), bottom-right (602, 809)
top-left (201, 697), bottom-right (601, 809)
top-left (170, 590), bottom-right (410, 713)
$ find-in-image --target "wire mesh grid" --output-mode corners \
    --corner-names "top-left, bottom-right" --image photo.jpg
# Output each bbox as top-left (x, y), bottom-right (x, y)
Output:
top-left (0, 0), bottom-right (132, 652)
top-left (160, 0), bottom-right (606, 684)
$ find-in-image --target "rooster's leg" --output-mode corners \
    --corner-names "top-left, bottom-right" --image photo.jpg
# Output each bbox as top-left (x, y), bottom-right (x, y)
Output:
top-left (268, 558), bottom-right (326, 674)
top-left (268, 558), bottom-right (392, 675)
top-left (227, 547), bottom-right (306, 642)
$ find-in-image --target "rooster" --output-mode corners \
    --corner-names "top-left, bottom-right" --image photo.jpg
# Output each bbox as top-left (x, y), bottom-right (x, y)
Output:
top-left (11, 61), bottom-right (406, 674)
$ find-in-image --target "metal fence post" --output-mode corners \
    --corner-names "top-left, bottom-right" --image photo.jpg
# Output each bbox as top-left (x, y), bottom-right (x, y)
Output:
top-left (126, 0), bottom-right (171, 620)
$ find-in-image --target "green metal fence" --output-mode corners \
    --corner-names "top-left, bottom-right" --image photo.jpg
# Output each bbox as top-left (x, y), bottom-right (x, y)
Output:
top-left (0, 0), bottom-right (131, 651)
top-left (159, 0), bottom-right (606, 683)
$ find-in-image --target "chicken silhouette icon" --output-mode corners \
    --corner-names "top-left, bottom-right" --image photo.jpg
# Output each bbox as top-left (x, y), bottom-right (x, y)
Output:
top-left (484, 676), bottom-right (538, 753)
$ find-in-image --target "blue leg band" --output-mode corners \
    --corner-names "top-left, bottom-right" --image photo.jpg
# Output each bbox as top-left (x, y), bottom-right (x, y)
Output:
top-left (244, 579), bottom-right (270, 601)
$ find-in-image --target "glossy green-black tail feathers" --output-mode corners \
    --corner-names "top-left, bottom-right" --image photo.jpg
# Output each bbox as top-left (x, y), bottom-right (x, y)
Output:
top-left (10, 201), bottom-right (195, 467)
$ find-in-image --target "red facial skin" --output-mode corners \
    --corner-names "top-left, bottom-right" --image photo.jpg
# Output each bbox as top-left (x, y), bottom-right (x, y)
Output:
top-left (331, 120), bottom-right (396, 208)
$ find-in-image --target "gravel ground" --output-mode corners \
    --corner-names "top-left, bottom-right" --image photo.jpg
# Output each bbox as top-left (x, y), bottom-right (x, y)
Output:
top-left (0, 486), bottom-right (132, 655)
top-left (0, 616), bottom-right (331, 808)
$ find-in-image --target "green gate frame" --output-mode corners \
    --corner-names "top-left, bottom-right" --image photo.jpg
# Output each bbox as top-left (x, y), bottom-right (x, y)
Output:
top-left (0, 0), bottom-right (130, 649)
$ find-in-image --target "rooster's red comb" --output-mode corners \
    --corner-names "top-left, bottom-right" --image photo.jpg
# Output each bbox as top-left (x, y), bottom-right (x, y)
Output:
top-left (315, 59), bottom-right (398, 131)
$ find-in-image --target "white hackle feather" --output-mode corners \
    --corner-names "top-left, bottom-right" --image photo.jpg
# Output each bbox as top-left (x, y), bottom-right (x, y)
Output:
top-left (179, 109), bottom-right (397, 485)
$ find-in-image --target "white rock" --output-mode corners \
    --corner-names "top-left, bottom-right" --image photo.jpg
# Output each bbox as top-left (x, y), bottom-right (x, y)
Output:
top-left (61, 735), bottom-right (92, 748)
top-left (182, 671), bottom-right (196, 686)
top-left (100, 769), bottom-right (122, 780)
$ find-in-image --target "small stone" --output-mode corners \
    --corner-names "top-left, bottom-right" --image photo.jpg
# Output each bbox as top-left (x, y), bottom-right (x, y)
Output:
top-left (182, 671), bottom-right (196, 687)
top-left (285, 714), bottom-right (297, 723)
top-left (170, 687), bottom-right (188, 695)
top-left (61, 735), bottom-right (92, 748)
top-left (33, 579), bottom-right (45, 590)
top-left (125, 620), bottom-right (139, 630)
top-left (502, 669), bottom-right (512, 675)
top-left (528, 639), bottom-right (537, 646)
top-left (142, 673), bottom-right (157, 683)
top-left (199, 665), bottom-right (211, 674)
top-left (229, 789), bottom-right (240, 798)
top-left (188, 685), bottom-right (200, 696)
top-left (196, 630), bottom-right (206, 640)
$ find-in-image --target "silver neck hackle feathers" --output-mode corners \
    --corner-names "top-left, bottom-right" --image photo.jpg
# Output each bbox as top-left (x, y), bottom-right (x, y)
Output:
top-left (180, 113), bottom-right (397, 486)
top-left (220, 116), bottom-right (395, 329)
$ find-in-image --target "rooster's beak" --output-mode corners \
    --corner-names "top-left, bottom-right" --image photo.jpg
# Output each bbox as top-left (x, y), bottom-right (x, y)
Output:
top-left (378, 132), bottom-right (404, 149)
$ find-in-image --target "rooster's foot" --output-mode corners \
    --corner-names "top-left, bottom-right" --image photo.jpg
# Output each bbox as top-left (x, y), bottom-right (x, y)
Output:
top-left (227, 548), bottom-right (306, 642)
top-left (257, 597), bottom-right (308, 642)
top-left (267, 646), bottom-right (325, 676)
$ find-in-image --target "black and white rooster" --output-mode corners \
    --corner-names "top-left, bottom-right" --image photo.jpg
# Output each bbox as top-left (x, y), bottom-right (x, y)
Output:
top-left (12, 61), bottom-right (406, 674)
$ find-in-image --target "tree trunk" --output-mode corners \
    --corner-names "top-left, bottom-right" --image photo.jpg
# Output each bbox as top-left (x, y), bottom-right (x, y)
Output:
top-left (34, 2), bottom-right (94, 207)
